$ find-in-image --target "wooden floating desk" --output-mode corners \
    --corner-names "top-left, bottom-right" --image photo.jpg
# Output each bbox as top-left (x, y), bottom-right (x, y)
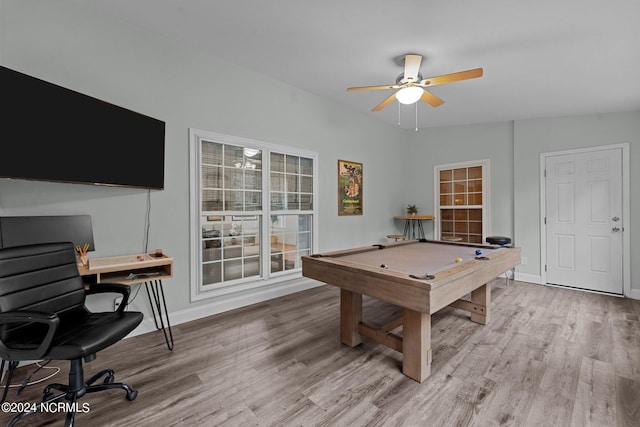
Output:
top-left (78, 253), bottom-right (175, 350)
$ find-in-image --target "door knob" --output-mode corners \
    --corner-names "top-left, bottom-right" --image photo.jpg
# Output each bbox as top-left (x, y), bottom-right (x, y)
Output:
top-left (612, 227), bottom-right (620, 232)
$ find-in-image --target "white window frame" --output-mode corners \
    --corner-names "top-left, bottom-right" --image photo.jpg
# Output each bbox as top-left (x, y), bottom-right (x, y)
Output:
top-left (433, 159), bottom-right (491, 242)
top-left (189, 128), bottom-right (318, 301)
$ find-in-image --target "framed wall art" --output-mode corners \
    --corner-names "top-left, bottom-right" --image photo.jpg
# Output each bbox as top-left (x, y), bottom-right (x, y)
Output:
top-left (338, 159), bottom-right (363, 216)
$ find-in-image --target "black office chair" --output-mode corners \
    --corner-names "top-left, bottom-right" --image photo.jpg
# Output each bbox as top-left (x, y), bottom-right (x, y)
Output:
top-left (0, 242), bottom-right (143, 426)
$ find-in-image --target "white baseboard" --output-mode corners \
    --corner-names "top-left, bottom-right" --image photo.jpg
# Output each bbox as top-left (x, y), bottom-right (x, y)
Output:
top-left (127, 277), bottom-right (322, 338)
top-left (513, 272), bottom-right (542, 284)
top-left (629, 288), bottom-right (640, 300)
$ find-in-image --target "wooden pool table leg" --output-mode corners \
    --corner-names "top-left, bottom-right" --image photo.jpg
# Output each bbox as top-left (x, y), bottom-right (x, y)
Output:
top-left (340, 289), bottom-right (363, 347)
top-left (402, 308), bottom-right (432, 382)
top-left (470, 283), bottom-right (491, 325)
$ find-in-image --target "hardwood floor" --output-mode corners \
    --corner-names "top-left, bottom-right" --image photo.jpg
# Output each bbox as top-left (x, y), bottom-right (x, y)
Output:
top-left (2, 279), bottom-right (639, 426)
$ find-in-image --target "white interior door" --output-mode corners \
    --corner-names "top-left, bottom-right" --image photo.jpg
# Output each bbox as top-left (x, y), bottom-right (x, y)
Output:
top-left (545, 147), bottom-right (623, 294)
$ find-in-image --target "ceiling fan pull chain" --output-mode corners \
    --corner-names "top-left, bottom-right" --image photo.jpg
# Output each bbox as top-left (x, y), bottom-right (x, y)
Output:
top-left (398, 102), bottom-right (401, 126)
top-left (415, 102), bottom-right (419, 131)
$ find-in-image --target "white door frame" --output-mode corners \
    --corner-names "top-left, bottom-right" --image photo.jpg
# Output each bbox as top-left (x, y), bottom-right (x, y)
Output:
top-left (539, 143), bottom-right (630, 296)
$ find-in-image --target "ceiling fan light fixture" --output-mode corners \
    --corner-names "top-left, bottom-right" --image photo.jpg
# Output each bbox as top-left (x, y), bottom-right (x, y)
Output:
top-left (395, 86), bottom-right (424, 105)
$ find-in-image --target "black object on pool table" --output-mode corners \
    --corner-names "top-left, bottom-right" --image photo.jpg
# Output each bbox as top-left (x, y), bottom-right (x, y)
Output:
top-left (485, 236), bottom-right (512, 246)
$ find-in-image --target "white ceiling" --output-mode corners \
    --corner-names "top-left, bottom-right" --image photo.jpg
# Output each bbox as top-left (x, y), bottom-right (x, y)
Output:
top-left (84, 0), bottom-right (640, 129)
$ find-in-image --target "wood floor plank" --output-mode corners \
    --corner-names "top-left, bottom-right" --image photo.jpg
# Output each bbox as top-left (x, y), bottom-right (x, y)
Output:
top-left (2, 279), bottom-right (639, 426)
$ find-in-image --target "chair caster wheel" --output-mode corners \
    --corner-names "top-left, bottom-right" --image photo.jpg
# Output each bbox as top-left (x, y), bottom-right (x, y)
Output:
top-left (126, 390), bottom-right (138, 401)
top-left (104, 375), bottom-right (115, 384)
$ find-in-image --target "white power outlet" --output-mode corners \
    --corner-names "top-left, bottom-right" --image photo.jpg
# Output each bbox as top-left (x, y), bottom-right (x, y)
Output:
top-left (521, 257), bottom-right (528, 265)
top-left (114, 296), bottom-right (123, 311)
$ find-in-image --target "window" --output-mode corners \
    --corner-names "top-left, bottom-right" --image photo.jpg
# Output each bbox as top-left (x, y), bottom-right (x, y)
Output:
top-left (190, 129), bottom-right (317, 300)
top-left (434, 160), bottom-right (490, 244)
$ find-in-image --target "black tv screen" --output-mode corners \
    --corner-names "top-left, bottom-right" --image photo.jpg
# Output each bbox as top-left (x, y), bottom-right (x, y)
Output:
top-left (0, 65), bottom-right (165, 189)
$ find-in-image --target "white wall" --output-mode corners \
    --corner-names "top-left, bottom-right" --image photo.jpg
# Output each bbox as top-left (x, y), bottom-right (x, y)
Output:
top-left (514, 112), bottom-right (640, 294)
top-left (0, 0), bottom-right (411, 320)
top-left (405, 113), bottom-right (640, 296)
top-left (406, 122), bottom-right (515, 240)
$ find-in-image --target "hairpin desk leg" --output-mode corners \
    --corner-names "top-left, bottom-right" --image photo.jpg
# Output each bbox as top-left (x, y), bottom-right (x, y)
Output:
top-left (144, 280), bottom-right (174, 350)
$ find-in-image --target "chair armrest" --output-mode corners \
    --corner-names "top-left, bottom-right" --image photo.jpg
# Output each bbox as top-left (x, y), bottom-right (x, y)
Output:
top-left (0, 311), bottom-right (59, 361)
top-left (85, 283), bottom-right (131, 313)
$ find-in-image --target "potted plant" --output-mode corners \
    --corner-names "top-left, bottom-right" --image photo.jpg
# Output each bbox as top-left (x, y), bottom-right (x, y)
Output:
top-left (406, 204), bottom-right (418, 216)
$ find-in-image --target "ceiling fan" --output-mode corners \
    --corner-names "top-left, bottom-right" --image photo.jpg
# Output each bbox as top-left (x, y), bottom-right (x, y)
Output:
top-left (347, 54), bottom-right (483, 112)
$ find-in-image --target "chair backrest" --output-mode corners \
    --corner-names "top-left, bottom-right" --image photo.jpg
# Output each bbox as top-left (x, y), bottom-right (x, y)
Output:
top-left (0, 242), bottom-right (86, 316)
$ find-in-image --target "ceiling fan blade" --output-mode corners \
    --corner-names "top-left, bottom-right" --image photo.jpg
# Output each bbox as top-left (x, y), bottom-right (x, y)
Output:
top-left (346, 84), bottom-right (397, 92)
top-left (372, 91), bottom-right (400, 112)
top-left (403, 54), bottom-right (422, 82)
top-left (419, 68), bottom-right (483, 87)
top-left (421, 89), bottom-right (444, 108)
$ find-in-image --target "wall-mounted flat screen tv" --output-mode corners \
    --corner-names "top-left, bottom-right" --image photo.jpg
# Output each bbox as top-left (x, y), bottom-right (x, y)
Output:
top-left (0, 65), bottom-right (165, 189)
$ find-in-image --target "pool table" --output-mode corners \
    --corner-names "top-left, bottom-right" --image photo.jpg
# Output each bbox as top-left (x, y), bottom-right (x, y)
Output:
top-left (302, 239), bottom-right (520, 382)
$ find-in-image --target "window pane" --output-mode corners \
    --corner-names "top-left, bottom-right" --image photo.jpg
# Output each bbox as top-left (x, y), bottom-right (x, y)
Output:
top-left (245, 169), bottom-right (262, 190)
top-left (454, 194), bottom-right (467, 205)
top-left (286, 155), bottom-right (299, 173)
top-left (225, 168), bottom-right (244, 189)
top-left (453, 181), bottom-right (467, 193)
top-left (469, 221), bottom-right (482, 234)
top-left (202, 165), bottom-right (222, 188)
top-left (224, 145), bottom-right (244, 167)
top-left (271, 192), bottom-right (284, 210)
top-left (244, 256), bottom-right (260, 277)
top-left (244, 148), bottom-right (262, 166)
top-left (224, 191), bottom-right (244, 211)
top-left (440, 194), bottom-right (453, 205)
top-left (271, 253), bottom-right (284, 273)
top-left (202, 262), bottom-right (222, 285)
top-left (286, 174), bottom-right (299, 193)
top-left (468, 179), bottom-right (482, 192)
top-left (468, 166), bottom-right (482, 179)
top-left (286, 193), bottom-right (299, 210)
top-left (455, 221), bottom-right (469, 233)
top-left (455, 209), bottom-right (468, 220)
top-left (440, 182), bottom-right (452, 194)
top-left (440, 169), bottom-right (452, 182)
top-left (300, 176), bottom-right (313, 193)
top-left (468, 193), bottom-right (483, 205)
top-left (202, 141), bottom-right (222, 165)
top-left (223, 259), bottom-right (243, 281)
top-left (271, 172), bottom-right (284, 191)
top-left (300, 157), bottom-right (313, 175)
top-left (244, 191), bottom-right (262, 211)
top-left (271, 152), bottom-right (285, 172)
top-left (269, 214), bottom-right (311, 273)
top-left (299, 194), bottom-right (313, 210)
top-left (440, 209), bottom-right (454, 220)
top-left (469, 209), bottom-right (482, 221)
top-left (453, 168), bottom-right (467, 180)
top-left (202, 190), bottom-right (222, 211)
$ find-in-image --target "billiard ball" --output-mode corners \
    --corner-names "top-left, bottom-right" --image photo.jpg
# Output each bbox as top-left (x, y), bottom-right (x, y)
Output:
top-left (475, 249), bottom-right (482, 256)
top-left (455, 257), bottom-right (463, 263)
top-left (380, 264), bottom-right (388, 269)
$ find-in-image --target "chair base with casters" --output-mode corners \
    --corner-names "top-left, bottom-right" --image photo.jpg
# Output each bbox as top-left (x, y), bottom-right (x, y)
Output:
top-left (0, 242), bottom-right (143, 427)
top-left (485, 236), bottom-right (515, 285)
top-left (6, 358), bottom-right (139, 427)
